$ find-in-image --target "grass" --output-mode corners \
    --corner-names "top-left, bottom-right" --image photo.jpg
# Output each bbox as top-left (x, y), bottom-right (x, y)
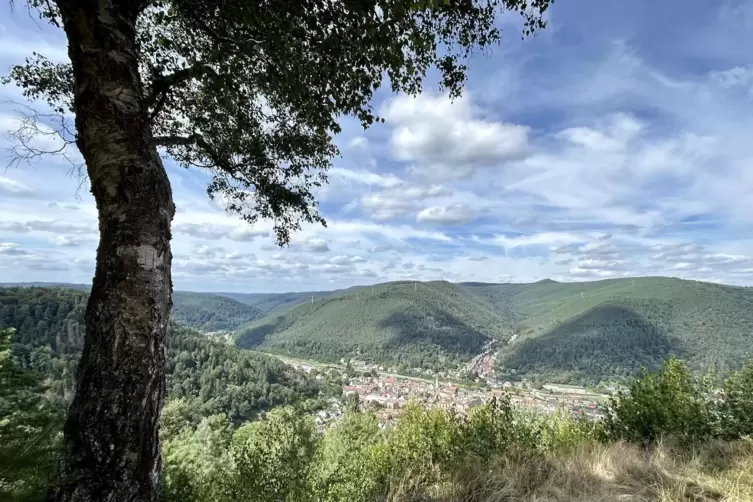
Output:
top-left (398, 439), bottom-right (753, 502)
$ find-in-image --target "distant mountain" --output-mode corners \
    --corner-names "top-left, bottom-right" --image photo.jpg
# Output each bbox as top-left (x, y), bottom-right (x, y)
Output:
top-left (216, 290), bottom-right (337, 314)
top-left (235, 277), bottom-right (753, 385)
top-left (462, 277), bottom-right (753, 384)
top-left (235, 281), bottom-right (518, 371)
top-left (8, 277), bottom-right (753, 386)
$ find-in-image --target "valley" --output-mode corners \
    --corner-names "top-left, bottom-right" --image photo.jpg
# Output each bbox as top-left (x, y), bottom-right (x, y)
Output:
top-left (6, 276), bottom-right (753, 388)
top-left (233, 276), bottom-right (753, 386)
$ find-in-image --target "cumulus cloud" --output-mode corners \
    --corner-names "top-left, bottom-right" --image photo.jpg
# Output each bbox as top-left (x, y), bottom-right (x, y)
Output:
top-left (0, 219), bottom-right (96, 236)
top-left (50, 235), bottom-right (91, 247)
top-left (381, 93), bottom-right (529, 179)
top-left (293, 237), bottom-right (329, 253)
top-left (174, 223), bottom-right (268, 242)
top-left (329, 167), bottom-right (403, 189)
top-left (359, 184), bottom-right (451, 220)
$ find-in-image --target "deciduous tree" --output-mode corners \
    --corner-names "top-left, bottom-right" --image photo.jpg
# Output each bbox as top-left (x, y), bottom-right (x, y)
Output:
top-left (3, 1), bottom-right (552, 500)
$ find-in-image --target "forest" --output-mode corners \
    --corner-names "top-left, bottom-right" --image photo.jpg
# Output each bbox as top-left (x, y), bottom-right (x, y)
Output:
top-left (6, 277), bottom-right (753, 386)
top-left (235, 277), bottom-right (753, 384)
top-left (170, 292), bottom-right (263, 332)
top-left (0, 287), bottom-right (329, 424)
top-left (234, 281), bottom-right (516, 372)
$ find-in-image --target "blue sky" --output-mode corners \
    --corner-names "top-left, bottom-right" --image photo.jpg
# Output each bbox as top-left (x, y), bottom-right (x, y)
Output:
top-left (2, 0), bottom-right (753, 293)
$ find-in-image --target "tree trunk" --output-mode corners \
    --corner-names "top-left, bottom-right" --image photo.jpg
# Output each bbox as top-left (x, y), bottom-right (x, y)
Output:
top-left (50, 2), bottom-right (174, 501)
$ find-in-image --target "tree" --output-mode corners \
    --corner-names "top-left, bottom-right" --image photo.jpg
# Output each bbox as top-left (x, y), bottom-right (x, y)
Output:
top-left (0, 328), bottom-right (62, 501)
top-left (3, 1), bottom-right (552, 500)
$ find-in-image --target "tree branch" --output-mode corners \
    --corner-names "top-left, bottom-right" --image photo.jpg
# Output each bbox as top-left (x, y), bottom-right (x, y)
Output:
top-left (2, 101), bottom-right (83, 176)
top-left (152, 134), bottom-right (198, 147)
top-left (145, 63), bottom-right (218, 120)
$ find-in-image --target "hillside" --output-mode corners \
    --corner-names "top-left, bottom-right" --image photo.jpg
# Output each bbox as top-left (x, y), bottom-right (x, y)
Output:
top-left (0, 286), bottom-right (324, 422)
top-left (235, 277), bottom-right (753, 385)
top-left (235, 281), bottom-right (517, 371)
top-left (171, 291), bottom-right (262, 331)
top-left (463, 277), bottom-right (753, 384)
top-left (217, 289), bottom-right (340, 314)
top-left (1, 283), bottom-right (262, 332)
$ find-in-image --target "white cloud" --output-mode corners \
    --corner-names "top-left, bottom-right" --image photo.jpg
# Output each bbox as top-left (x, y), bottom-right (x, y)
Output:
top-left (381, 93), bottom-right (529, 179)
top-left (50, 235), bottom-right (91, 247)
top-left (486, 232), bottom-right (584, 249)
top-left (416, 203), bottom-right (474, 226)
top-left (359, 184), bottom-right (450, 220)
top-left (0, 176), bottom-right (33, 197)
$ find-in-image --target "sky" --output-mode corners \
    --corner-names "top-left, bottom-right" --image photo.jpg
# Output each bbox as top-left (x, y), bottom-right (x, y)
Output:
top-left (1, 1), bottom-right (753, 293)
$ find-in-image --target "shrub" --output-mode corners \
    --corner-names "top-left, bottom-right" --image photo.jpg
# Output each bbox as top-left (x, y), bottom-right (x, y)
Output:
top-left (719, 363), bottom-right (753, 439)
top-left (160, 414), bottom-right (234, 502)
top-left (308, 411), bottom-right (389, 502)
top-left (227, 406), bottom-right (318, 502)
top-left (605, 357), bottom-right (713, 445)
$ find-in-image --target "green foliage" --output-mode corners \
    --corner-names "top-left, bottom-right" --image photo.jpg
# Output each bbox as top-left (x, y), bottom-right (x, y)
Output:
top-left (0, 286), bottom-right (325, 424)
top-left (171, 292), bottom-right (262, 332)
top-left (718, 362), bottom-right (753, 439)
top-left (235, 281), bottom-right (515, 370)
top-left (155, 396), bottom-right (612, 502)
top-left (309, 412), bottom-right (387, 502)
top-left (151, 356), bottom-right (753, 502)
top-left (605, 358), bottom-right (715, 445)
top-left (161, 414), bottom-right (235, 502)
top-left (226, 407), bottom-right (318, 502)
top-left (0, 328), bottom-right (62, 502)
top-left (483, 277), bottom-right (753, 385)
top-left (7, 0), bottom-right (551, 244)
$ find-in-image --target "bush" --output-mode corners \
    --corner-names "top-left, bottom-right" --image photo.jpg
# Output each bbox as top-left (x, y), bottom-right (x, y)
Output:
top-left (719, 363), bottom-right (753, 439)
top-left (227, 406), bottom-right (318, 502)
top-left (308, 412), bottom-right (389, 502)
top-left (605, 357), bottom-right (714, 445)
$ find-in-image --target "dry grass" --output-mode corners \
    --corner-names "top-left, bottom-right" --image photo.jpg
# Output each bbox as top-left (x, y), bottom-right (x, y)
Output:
top-left (391, 439), bottom-right (753, 502)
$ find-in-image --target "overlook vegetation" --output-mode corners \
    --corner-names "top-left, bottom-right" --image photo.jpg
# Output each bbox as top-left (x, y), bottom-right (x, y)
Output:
top-left (237, 277), bottom-right (753, 385)
top-left (235, 281), bottom-right (517, 371)
top-left (3, 285), bottom-right (753, 501)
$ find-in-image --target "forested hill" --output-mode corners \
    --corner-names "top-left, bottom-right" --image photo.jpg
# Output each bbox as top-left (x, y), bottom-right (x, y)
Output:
top-left (235, 281), bottom-right (517, 371)
top-left (1, 283), bottom-right (262, 332)
top-left (0, 287), bottom-right (325, 422)
top-left (465, 277), bottom-right (753, 384)
top-left (5, 277), bottom-right (753, 386)
top-left (216, 290), bottom-right (340, 315)
top-left (235, 277), bottom-right (753, 385)
top-left (171, 291), bottom-right (262, 331)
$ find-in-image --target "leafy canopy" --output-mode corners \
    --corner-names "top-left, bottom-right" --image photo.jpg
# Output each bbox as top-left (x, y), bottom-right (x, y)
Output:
top-left (6, 0), bottom-right (551, 243)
